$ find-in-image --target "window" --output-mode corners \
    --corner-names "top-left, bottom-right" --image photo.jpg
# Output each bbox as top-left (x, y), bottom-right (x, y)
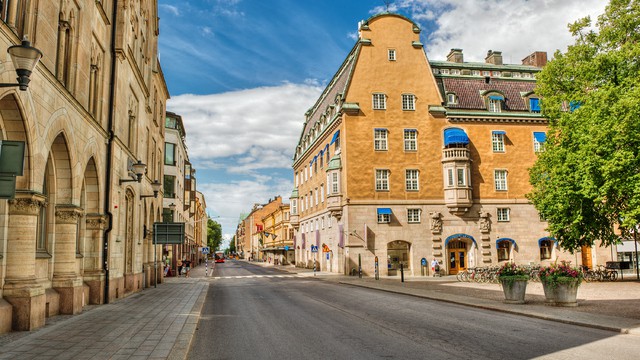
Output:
top-left (440, 69), bottom-right (450, 75)
top-left (472, 70), bottom-right (481, 76)
top-left (488, 98), bottom-right (502, 112)
top-left (451, 69), bottom-right (460, 75)
top-left (512, 72), bottom-right (521, 78)
top-left (529, 98), bottom-right (541, 113)
top-left (165, 116), bottom-right (177, 129)
top-left (447, 168), bottom-right (454, 187)
top-left (494, 170), bottom-right (508, 191)
top-left (447, 93), bottom-right (457, 104)
top-left (405, 169), bottom-right (419, 191)
top-left (493, 71), bottom-right (501, 77)
top-left (404, 129), bottom-right (417, 151)
top-left (162, 207), bottom-right (173, 223)
top-left (164, 175), bottom-right (176, 198)
top-left (456, 168), bottom-right (466, 186)
top-left (378, 213), bottom-right (391, 223)
top-left (497, 241), bottom-right (510, 261)
top-left (320, 184), bottom-right (325, 202)
top-left (388, 49), bottom-right (396, 61)
top-left (374, 129), bottom-right (388, 151)
top-left (309, 191), bottom-right (313, 207)
top-left (482, 70), bottom-right (490, 76)
top-left (373, 93), bottom-right (386, 110)
top-left (376, 169), bottom-right (389, 191)
top-left (331, 172), bottom-right (339, 194)
top-left (37, 175), bottom-right (48, 252)
top-left (315, 188), bottom-right (318, 206)
top-left (402, 94), bottom-right (415, 111)
top-left (492, 131), bottom-right (505, 152)
top-left (540, 239), bottom-right (553, 260)
top-left (164, 142), bottom-right (176, 165)
top-left (321, 217), bottom-right (325, 229)
top-left (533, 132), bottom-right (546, 153)
top-left (497, 208), bottom-right (510, 222)
top-left (407, 209), bottom-right (421, 223)
top-left (291, 199), bottom-right (297, 215)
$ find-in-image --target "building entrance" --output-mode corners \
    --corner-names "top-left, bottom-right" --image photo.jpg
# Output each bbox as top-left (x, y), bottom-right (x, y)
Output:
top-left (447, 240), bottom-right (467, 275)
top-left (387, 240), bottom-right (410, 276)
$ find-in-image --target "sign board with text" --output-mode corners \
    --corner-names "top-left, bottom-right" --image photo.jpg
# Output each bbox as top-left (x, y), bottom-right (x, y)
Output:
top-left (153, 222), bottom-right (185, 245)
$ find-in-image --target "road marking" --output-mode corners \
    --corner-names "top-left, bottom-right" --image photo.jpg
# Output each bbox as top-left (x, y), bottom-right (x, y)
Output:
top-left (211, 274), bottom-right (301, 280)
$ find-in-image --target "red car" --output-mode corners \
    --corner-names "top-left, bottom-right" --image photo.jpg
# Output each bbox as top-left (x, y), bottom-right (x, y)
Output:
top-left (215, 257), bottom-right (225, 263)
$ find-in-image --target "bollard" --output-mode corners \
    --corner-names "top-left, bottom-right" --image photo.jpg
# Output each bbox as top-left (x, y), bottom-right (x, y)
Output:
top-left (400, 263), bottom-right (404, 282)
top-left (375, 256), bottom-right (379, 280)
top-left (358, 254), bottom-right (362, 279)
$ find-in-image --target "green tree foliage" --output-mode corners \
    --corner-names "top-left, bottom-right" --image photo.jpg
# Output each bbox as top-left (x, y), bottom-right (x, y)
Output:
top-left (529, 0), bottom-right (640, 252)
top-left (207, 219), bottom-right (223, 251)
top-left (228, 235), bottom-right (236, 254)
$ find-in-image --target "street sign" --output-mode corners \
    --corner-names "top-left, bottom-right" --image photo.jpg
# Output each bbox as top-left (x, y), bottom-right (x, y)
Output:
top-left (326, 253), bottom-right (330, 260)
top-left (421, 258), bottom-right (427, 266)
top-left (311, 245), bottom-right (318, 253)
top-left (153, 222), bottom-right (185, 244)
top-left (201, 247), bottom-right (210, 254)
top-left (284, 246), bottom-right (289, 251)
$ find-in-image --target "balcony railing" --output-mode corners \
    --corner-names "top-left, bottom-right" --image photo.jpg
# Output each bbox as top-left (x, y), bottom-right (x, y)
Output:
top-left (442, 147), bottom-right (470, 161)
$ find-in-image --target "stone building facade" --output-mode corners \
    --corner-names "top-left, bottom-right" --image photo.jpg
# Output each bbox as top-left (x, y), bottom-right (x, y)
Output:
top-left (290, 13), bottom-right (612, 277)
top-left (0, 1), bottom-right (169, 332)
top-left (261, 204), bottom-right (294, 265)
top-left (235, 197), bottom-right (283, 261)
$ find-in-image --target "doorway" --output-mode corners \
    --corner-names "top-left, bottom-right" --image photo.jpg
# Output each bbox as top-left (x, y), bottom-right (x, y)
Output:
top-left (387, 240), bottom-right (410, 276)
top-left (447, 240), bottom-right (467, 275)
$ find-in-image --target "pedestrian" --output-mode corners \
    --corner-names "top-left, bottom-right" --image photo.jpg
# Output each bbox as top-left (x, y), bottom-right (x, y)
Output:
top-left (431, 258), bottom-right (438, 276)
top-left (177, 259), bottom-right (183, 277)
top-left (184, 259), bottom-right (191, 277)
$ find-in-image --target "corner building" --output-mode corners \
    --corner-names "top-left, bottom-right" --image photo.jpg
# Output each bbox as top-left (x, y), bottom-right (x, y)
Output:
top-left (290, 13), bottom-right (611, 277)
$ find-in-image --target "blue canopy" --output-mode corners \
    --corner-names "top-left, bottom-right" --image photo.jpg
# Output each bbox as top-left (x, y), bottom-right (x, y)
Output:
top-left (444, 128), bottom-right (469, 146)
top-left (530, 98), bottom-right (541, 112)
top-left (492, 130), bottom-right (506, 135)
top-left (377, 208), bottom-right (392, 215)
top-left (489, 95), bottom-right (504, 100)
top-left (533, 132), bottom-right (546, 143)
top-left (496, 238), bottom-right (517, 249)
top-left (330, 130), bottom-right (340, 145)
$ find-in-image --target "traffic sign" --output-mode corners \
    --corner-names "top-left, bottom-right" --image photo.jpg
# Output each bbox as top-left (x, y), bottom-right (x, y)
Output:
top-left (284, 246), bottom-right (289, 251)
top-left (201, 247), bottom-right (210, 254)
top-left (311, 245), bottom-right (319, 253)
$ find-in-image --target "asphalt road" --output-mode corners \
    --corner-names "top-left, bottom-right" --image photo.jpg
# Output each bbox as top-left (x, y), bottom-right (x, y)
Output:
top-left (188, 261), bottom-right (640, 360)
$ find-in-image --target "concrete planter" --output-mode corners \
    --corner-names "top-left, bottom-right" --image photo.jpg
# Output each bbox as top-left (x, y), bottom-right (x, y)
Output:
top-left (499, 276), bottom-right (529, 304)
top-left (541, 277), bottom-right (580, 307)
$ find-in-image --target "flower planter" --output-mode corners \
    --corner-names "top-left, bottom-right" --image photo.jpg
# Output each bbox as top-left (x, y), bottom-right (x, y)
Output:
top-left (499, 276), bottom-right (529, 304)
top-left (541, 277), bottom-right (580, 307)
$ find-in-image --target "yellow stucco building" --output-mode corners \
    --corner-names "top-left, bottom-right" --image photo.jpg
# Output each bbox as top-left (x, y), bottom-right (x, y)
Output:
top-left (290, 13), bottom-right (612, 276)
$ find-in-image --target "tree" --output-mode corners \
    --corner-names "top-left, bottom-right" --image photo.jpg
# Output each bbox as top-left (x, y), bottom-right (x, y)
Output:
top-left (529, 0), bottom-right (640, 252)
top-left (207, 219), bottom-right (223, 251)
top-left (228, 235), bottom-right (236, 254)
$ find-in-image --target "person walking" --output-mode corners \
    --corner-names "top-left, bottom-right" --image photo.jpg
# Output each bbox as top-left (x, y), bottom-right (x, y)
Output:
top-left (184, 258), bottom-right (191, 277)
top-left (177, 259), bottom-right (183, 277)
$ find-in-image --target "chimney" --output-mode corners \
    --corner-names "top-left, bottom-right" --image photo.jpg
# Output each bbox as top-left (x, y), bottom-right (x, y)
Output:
top-left (485, 50), bottom-right (503, 65)
top-left (446, 48), bottom-right (464, 63)
top-left (522, 51), bottom-right (547, 68)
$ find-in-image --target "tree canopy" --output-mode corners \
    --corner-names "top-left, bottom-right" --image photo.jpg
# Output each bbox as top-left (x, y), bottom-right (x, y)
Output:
top-left (529, 0), bottom-right (640, 252)
top-left (207, 219), bottom-right (223, 251)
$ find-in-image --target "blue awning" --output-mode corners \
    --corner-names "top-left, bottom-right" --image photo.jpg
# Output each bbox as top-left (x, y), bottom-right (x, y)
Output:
top-left (330, 130), bottom-right (340, 145)
top-left (496, 238), bottom-right (517, 249)
top-left (444, 128), bottom-right (469, 146)
top-left (533, 132), bottom-right (547, 143)
top-left (377, 208), bottom-right (392, 215)
top-left (492, 130), bottom-right (506, 135)
top-left (538, 237), bottom-right (556, 247)
top-left (530, 98), bottom-right (541, 112)
top-left (489, 95), bottom-right (504, 100)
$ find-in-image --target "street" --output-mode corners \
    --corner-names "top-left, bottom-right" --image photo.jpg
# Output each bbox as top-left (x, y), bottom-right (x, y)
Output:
top-left (188, 261), bottom-right (640, 360)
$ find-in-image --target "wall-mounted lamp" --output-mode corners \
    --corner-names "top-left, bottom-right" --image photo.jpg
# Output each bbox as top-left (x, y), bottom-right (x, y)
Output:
top-left (140, 180), bottom-right (162, 199)
top-left (119, 160), bottom-right (146, 184)
top-left (0, 39), bottom-right (43, 91)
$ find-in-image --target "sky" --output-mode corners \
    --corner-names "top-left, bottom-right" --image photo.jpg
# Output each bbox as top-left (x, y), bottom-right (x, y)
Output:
top-left (157, 0), bottom-right (608, 248)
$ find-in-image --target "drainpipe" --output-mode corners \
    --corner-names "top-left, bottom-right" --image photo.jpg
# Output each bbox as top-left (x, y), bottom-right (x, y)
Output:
top-left (103, 0), bottom-right (119, 305)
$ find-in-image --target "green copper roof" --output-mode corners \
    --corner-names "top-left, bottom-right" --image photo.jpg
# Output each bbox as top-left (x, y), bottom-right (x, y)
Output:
top-left (327, 155), bottom-right (342, 171)
top-left (290, 188), bottom-right (298, 198)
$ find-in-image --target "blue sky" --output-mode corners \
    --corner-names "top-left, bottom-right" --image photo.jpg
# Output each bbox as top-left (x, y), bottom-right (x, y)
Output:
top-left (158, 0), bottom-right (607, 246)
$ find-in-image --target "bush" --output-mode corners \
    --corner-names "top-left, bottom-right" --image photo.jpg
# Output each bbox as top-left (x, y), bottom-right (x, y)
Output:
top-left (497, 262), bottom-right (528, 278)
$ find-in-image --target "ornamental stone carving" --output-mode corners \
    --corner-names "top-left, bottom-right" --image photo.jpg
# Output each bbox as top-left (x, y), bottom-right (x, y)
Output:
top-left (55, 205), bottom-right (85, 224)
top-left (479, 210), bottom-right (491, 233)
top-left (429, 212), bottom-right (442, 234)
top-left (8, 195), bottom-right (46, 216)
top-left (85, 214), bottom-right (107, 230)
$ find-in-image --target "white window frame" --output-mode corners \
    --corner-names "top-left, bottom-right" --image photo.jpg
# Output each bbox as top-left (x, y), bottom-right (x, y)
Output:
top-left (494, 169), bottom-right (508, 191)
top-left (456, 168), bottom-right (466, 186)
top-left (447, 93), bottom-right (457, 104)
top-left (402, 94), bottom-right (415, 111)
top-left (407, 209), bottom-right (421, 223)
top-left (377, 213), bottom-right (391, 223)
top-left (388, 49), bottom-right (396, 61)
top-left (447, 168), bottom-right (454, 187)
top-left (405, 169), bottom-right (419, 191)
top-left (492, 132), bottom-right (505, 152)
top-left (440, 69), bottom-right (450, 75)
top-left (373, 93), bottom-right (386, 110)
top-left (489, 98), bottom-right (502, 113)
top-left (497, 208), bottom-right (510, 222)
top-left (376, 169), bottom-right (389, 191)
top-left (291, 199), bottom-right (297, 215)
top-left (331, 172), bottom-right (339, 194)
top-left (404, 129), bottom-right (417, 151)
top-left (374, 129), bottom-right (388, 151)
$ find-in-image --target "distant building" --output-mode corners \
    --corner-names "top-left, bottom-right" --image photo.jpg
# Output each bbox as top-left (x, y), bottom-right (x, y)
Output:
top-left (235, 197), bottom-right (283, 261)
top-left (261, 204), bottom-right (294, 265)
top-left (289, 13), bottom-right (611, 276)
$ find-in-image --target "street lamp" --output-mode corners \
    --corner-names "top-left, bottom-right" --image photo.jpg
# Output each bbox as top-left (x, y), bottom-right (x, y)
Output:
top-left (1, 39), bottom-right (43, 91)
top-left (140, 180), bottom-right (162, 199)
top-left (119, 160), bottom-right (146, 184)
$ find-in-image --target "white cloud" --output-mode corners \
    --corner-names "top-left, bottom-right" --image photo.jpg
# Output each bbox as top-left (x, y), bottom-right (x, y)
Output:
top-left (159, 4), bottom-right (180, 16)
top-left (167, 83), bottom-right (322, 171)
top-left (378, 0), bottom-right (607, 62)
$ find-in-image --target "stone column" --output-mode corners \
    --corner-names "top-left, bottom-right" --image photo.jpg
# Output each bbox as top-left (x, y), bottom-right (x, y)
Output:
top-left (83, 214), bottom-right (106, 304)
top-left (3, 193), bottom-right (47, 331)
top-left (52, 205), bottom-right (84, 315)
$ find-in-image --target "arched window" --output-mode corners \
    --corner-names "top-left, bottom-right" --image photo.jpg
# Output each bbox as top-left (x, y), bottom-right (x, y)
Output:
top-left (497, 240), bottom-right (510, 261)
top-left (540, 239), bottom-right (553, 260)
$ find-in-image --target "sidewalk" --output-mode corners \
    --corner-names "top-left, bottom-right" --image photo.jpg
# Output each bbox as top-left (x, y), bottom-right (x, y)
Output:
top-left (258, 261), bottom-right (640, 335)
